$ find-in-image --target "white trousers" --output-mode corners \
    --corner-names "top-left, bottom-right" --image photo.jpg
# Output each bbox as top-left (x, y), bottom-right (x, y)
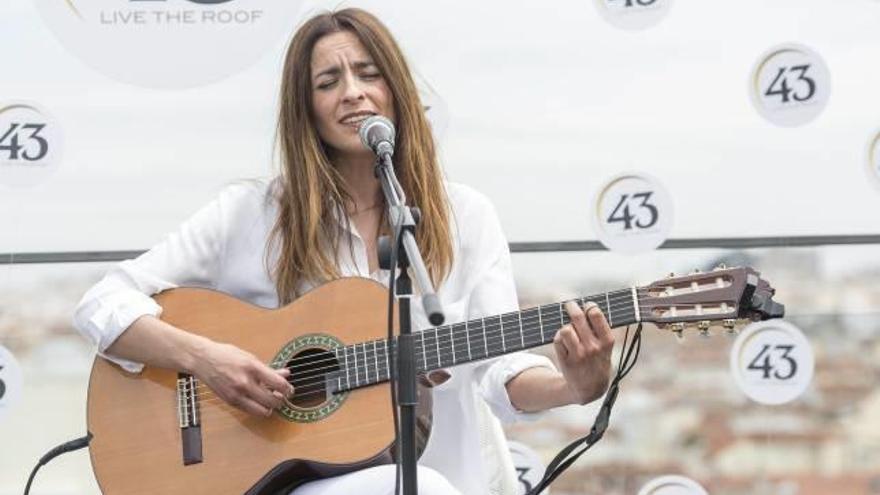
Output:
top-left (291, 465), bottom-right (463, 495)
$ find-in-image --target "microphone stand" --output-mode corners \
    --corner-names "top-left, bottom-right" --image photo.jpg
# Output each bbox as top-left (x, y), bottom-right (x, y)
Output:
top-left (374, 151), bottom-right (445, 495)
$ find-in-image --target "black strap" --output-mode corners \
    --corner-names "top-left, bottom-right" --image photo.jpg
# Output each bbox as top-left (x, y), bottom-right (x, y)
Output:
top-left (525, 324), bottom-right (643, 495)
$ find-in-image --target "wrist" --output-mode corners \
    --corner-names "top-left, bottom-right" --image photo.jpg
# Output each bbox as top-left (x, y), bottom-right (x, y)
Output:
top-left (561, 378), bottom-right (588, 406)
top-left (178, 331), bottom-right (211, 375)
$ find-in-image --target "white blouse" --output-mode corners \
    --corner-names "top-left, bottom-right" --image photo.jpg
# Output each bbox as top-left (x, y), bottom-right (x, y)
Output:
top-left (73, 179), bottom-right (555, 494)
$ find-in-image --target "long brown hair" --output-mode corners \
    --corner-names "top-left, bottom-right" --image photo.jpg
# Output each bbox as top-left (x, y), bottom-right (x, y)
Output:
top-left (270, 8), bottom-right (452, 304)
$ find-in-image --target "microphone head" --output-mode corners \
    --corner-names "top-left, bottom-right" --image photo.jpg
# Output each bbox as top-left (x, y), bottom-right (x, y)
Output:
top-left (358, 115), bottom-right (395, 152)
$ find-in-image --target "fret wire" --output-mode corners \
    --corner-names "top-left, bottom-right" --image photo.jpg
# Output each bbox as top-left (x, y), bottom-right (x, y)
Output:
top-left (538, 306), bottom-right (545, 343)
top-left (365, 343), bottom-right (371, 383)
top-left (373, 341), bottom-right (379, 384)
top-left (385, 340), bottom-right (391, 381)
top-left (434, 329), bottom-right (441, 368)
top-left (518, 311), bottom-right (525, 348)
top-left (343, 346), bottom-right (351, 390)
top-left (354, 343), bottom-right (368, 385)
top-left (384, 340), bottom-right (391, 381)
top-left (335, 348), bottom-right (343, 392)
top-left (606, 291), bottom-right (613, 327)
top-left (419, 330), bottom-right (428, 369)
top-left (558, 302), bottom-right (564, 329)
top-left (360, 343), bottom-right (366, 386)
top-left (354, 344), bottom-right (361, 387)
top-left (499, 315), bottom-right (506, 353)
top-left (465, 320), bottom-right (472, 361)
top-left (449, 325), bottom-right (456, 365)
top-left (481, 317), bottom-right (488, 357)
top-left (361, 343), bottom-right (367, 385)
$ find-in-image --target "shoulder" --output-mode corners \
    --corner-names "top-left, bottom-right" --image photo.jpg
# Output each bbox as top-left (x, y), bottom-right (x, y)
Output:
top-left (444, 182), bottom-right (507, 251)
top-left (444, 181), bottom-right (498, 222)
top-left (212, 177), bottom-right (277, 213)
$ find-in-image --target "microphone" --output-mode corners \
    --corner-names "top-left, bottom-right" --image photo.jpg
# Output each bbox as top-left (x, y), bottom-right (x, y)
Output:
top-left (359, 115), bottom-right (395, 158)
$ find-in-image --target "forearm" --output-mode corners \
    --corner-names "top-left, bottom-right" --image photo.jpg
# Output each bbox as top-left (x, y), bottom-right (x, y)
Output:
top-left (505, 366), bottom-right (587, 413)
top-left (104, 315), bottom-right (209, 374)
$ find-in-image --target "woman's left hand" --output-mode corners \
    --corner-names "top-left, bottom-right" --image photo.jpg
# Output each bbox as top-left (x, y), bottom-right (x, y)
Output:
top-left (552, 301), bottom-right (615, 405)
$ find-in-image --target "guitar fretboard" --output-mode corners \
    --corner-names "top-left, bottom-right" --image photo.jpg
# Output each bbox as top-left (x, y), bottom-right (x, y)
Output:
top-left (331, 288), bottom-right (642, 393)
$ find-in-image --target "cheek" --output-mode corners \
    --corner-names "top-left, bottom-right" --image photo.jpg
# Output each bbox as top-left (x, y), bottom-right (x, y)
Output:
top-left (379, 85), bottom-right (396, 120)
top-left (311, 94), bottom-right (336, 135)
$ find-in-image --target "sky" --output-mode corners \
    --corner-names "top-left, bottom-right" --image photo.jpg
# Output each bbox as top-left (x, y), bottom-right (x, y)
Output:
top-left (1, 0), bottom-right (879, 285)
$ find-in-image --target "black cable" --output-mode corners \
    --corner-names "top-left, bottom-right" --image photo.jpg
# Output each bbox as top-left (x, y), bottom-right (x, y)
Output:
top-left (23, 433), bottom-right (92, 495)
top-left (525, 324), bottom-right (644, 495)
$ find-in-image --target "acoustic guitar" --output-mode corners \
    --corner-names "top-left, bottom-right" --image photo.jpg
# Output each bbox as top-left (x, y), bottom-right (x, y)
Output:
top-left (86, 266), bottom-right (783, 494)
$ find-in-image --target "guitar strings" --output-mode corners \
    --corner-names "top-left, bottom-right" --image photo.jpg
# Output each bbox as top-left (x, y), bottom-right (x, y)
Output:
top-left (183, 305), bottom-right (642, 407)
top-left (181, 293), bottom-right (648, 400)
top-left (185, 310), bottom-right (610, 409)
top-left (187, 309), bottom-right (647, 412)
top-left (182, 298), bottom-right (648, 404)
top-left (180, 291), bottom-right (644, 398)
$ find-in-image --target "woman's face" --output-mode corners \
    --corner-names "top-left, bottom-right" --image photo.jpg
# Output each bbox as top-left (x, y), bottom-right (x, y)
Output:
top-left (310, 30), bottom-right (396, 158)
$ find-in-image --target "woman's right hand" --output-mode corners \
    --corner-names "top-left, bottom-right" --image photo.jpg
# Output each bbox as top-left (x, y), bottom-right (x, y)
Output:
top-left (106, 315), bottom-right (294, 417)
top-left (192, 340), bottom-right (295, 417)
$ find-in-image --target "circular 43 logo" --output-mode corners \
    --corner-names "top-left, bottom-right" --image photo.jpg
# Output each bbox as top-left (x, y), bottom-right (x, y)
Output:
top-left (730, 320), bottom-right (815, 406)
top-left (592, 173), bottom-right (674, 254)
top-left (868, 130), bottom-right (880, 190)
top-left (0, 346), bottom-right (24, 421)
top-left (595, 0), bottom-right (674, 30)
top-left (750, 43), bottom-right (831, 127)
top-left (0, 102), bottom-right (63, 188)
top-left (36, 0), bottom-right (304, 88)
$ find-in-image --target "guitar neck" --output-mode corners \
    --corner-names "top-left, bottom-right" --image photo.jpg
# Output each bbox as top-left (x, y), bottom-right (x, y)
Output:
top-left (331, 287), bottom-right (642, 393)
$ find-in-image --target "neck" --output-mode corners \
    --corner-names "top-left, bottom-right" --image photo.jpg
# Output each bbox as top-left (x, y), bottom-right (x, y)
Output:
top-left (334, 151), bottom-right (383, 213)
top-left (328, 287), bottom-right (643, 393)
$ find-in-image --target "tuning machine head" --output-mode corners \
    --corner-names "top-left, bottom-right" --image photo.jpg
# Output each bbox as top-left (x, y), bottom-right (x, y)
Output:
top-left (669, 322), bottom-right (685, 340)
top-left (698, 320), bottom-right (711, 338)
top-left (723, 318), bottom-right (738, 336)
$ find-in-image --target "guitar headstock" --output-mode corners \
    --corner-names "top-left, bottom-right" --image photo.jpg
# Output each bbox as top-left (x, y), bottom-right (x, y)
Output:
top-left (641, 266), bottom-right (785, 336)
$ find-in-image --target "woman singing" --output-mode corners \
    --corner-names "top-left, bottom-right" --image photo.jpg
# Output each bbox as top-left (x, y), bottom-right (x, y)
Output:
top-left (74, 8), bottom-right (614, 494)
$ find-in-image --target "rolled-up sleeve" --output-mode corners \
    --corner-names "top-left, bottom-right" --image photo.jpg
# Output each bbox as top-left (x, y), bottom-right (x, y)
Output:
top-left (72, 186), bottom-right (234, 372)
top-left (465, 195), bottom-right (557, 424)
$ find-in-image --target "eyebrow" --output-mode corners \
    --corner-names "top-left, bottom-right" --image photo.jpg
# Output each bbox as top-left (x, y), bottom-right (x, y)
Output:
top-left (313, 61), bottom-right (377, 80)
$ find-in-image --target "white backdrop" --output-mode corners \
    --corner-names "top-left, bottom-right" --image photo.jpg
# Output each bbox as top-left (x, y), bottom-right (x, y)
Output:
top-left (2, 2), bottom-right (880, 494)
top-left (2, 0), bottom-right (879, 256)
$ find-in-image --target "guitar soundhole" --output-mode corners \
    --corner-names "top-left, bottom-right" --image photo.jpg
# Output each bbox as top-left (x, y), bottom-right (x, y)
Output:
top-left (287, 348), bottom-right (339, 409)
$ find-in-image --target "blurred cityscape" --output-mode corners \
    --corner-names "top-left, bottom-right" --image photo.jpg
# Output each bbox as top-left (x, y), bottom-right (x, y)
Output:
top-left (1, 247), bottom-right (879, 494)
top-left (511, 249), bottom-right (880, 495)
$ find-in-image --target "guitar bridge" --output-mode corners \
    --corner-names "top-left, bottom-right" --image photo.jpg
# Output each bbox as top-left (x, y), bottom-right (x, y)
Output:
top-left (176, 373), bottom-right (203, 465)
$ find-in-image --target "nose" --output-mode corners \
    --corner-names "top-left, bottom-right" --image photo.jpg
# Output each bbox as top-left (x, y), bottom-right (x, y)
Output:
top-left (341, 72), bottom-right (366, 104)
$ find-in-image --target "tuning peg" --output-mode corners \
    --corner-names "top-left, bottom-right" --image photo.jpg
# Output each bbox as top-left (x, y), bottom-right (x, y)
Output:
top-left (698, 320), bottom-right (711, 338)
top-left (690, 268), bottom-right (701, 274)
top-left (722, 319), bottom-right (737, 335)
top-left (714, 263), bottom-right (727, 271)
top-left (670, 322), bottom-right (685, 340)
top-left (667, 272), bottom-right (676, 279)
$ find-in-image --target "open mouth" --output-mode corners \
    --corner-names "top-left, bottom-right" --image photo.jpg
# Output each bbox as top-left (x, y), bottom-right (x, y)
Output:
top-left (339, 111), bottom-right (377, 128)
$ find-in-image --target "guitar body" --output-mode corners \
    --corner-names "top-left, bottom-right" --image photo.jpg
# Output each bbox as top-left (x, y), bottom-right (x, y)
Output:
top-left (87, 278), bottom-right (431, 495)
